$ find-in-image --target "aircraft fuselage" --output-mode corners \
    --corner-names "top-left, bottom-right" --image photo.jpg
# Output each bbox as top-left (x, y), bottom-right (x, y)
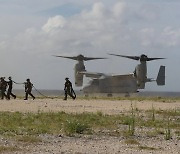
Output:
top-left (83, 74), bottom-right (137, 93)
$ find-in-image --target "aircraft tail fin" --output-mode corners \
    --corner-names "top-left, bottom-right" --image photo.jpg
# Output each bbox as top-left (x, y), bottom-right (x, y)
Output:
top-left (156, 65), bottom-right (165, 86)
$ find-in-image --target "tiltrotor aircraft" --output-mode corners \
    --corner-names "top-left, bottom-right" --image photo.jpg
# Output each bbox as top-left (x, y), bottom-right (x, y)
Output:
top-left (53, 54), bottom-right (165, 94)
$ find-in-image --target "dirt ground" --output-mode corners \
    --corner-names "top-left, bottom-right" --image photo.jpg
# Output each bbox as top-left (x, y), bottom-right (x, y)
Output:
top-left (0, 98), bottom-right (179, 154)
top-left (0, 98), bottom-right (179, 114)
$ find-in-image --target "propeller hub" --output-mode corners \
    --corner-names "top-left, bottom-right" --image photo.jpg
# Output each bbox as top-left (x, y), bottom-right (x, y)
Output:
top-left (77, 54), bottom-right (85, 61)
top-left (140, 54), bottom-right (148, 62)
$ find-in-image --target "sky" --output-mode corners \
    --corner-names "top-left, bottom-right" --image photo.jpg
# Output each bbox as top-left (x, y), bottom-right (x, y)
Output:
top-left (0, 0), bottom-right (180, 91)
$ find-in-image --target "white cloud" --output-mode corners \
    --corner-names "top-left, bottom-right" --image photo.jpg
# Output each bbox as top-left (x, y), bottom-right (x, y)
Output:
top-left (112, 2), bottom-right (126, 18)
top-left (160, 27), bottom-right (180, 47)
top-left (0, 41), bottom-right (5, 46)
top-left (89, 2), bottom-right (106, 18)
top-left (140, 4), bottom-right (159, 21)
top-left (139, 27), bottom-right (180, 48)
top-left (140, 28), bottom-right (155, 46)
top-left (42, 15), bottom-right (66, 33)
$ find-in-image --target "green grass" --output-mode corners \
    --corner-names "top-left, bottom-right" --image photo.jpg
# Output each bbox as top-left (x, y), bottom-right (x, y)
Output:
top-left (138, 145), bottom-right (158, 151)
top-left (0, 109), bottom-right (179, 139)
top-left (175, 130), bottom-right (180, 136)
top-left (124, 139), bottom-right (140, 145)
top-left (144, 108), bottom-right (180, 130)
top-left (156, 109), bottom-right (180, 117)
top-left (15, 135), bottom-right (42, 143)
top-left (0, 111), bottom-right (122, 136)
top-left (146, 129), bottom-right (164, 137)
top-left (64, 120), bottom-right (91, 136)
top-left (127, 103), bottom-right (136, 136)
top-left (0, 145), bottom-right (20, 153)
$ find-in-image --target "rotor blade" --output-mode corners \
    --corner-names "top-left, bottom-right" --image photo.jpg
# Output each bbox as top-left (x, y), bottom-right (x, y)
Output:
top-left (108, 53), bottom-right (140, 61)
top-left (53, 55), bottom-right (107, 61)
top-left (147, 58), bottom-right (165, 61)
top-left (52, 55), bottom-right (79, 61)
top-left (83, 57), bottom-right (107, 61)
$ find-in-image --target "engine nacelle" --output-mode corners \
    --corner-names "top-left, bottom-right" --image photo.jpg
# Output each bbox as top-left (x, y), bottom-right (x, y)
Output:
top-left (74, 61), bottom-right (86, 87)
top-left (134, 62), bottom-right (147, 89)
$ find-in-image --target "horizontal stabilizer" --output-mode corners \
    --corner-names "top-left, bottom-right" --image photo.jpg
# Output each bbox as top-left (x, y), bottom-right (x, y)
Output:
top-left (156, 66), bottom-right (165, 86)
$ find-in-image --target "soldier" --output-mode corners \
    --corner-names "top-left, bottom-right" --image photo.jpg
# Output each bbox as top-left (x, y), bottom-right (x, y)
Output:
top-left (7, 77), bottom-right (16, 100)
top-left (24, 78), bottom-right (35, 100)
top-left (64, 77), bottom-right (76, 100)
top-left (0, 77), bottom-right (8, 100)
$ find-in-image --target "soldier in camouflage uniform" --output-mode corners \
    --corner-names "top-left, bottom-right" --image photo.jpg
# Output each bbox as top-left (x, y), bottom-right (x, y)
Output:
top-left (24, 79), bottom-right (35, 100)
top-left (64, 78), bottom-right (76, 100)
top-left (0, 77), bottom-right (8, 100)
top-left (7, 77), bottom-right (16, 100)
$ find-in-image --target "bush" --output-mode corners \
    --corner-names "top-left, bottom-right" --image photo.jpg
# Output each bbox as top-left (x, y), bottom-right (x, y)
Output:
top-left (64, 120), bottom-right (90, 136)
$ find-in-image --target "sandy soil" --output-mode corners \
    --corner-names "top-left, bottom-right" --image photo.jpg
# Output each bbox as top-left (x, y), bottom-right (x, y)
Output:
top-left (0, 98), bottom-right (179, 114)
top-left (0, 98), bottom-right (179, 154)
